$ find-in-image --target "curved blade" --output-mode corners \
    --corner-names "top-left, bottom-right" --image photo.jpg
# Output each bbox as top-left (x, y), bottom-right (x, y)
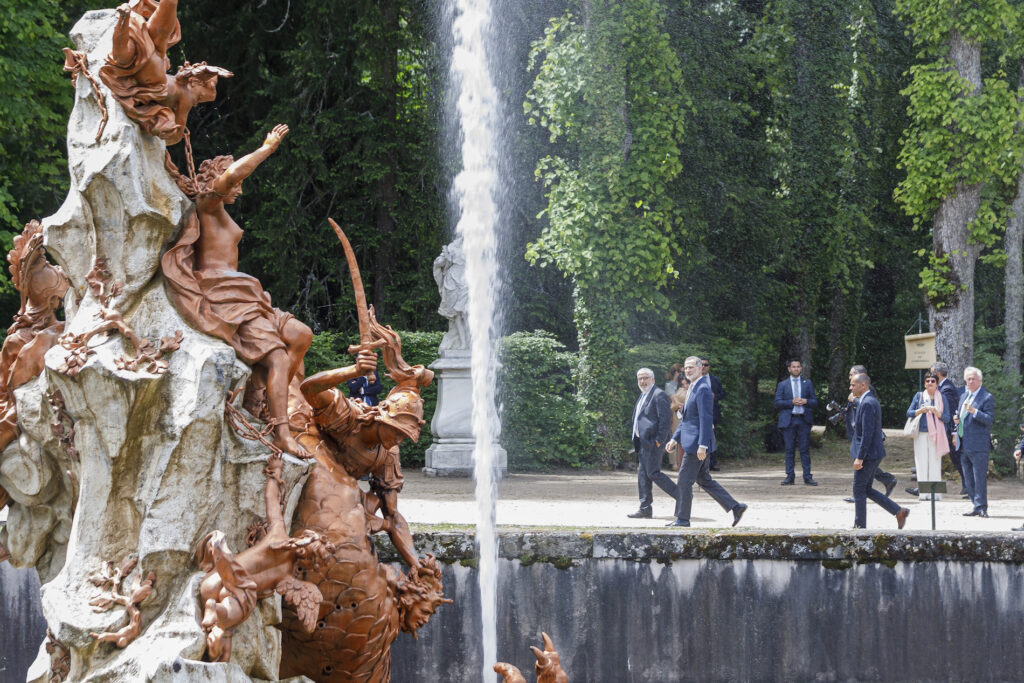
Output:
top-left (327, 218), bottom-right (370, 344)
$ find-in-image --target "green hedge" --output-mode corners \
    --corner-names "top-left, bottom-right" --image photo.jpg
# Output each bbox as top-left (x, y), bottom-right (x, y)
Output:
top-left (498, 331), bottom-right (589, 469)
top-left (304, 330), bottom-right (442, 469)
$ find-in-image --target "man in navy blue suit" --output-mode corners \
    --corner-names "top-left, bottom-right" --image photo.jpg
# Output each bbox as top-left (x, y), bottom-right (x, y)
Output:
top-left (955, 366), bottom-right (995, 517)
top-left (665, 357), bottom-right (747, 528)
top-left (774, 359), bottom-right (818, 486)
top-left (626, 368), bottom-right (678, 519)
top-left (850, 372), bottom-right (909, 529)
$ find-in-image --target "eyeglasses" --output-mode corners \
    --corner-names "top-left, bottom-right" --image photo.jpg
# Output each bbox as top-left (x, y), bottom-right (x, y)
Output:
top-left (924, 379), bottom-right (936, 384)
top-left (702, 363), bottom-right (710, 368)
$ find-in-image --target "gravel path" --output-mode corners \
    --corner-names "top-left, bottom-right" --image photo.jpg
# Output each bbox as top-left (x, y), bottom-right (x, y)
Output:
top-left (401, 429), bottom-right (1024, 533)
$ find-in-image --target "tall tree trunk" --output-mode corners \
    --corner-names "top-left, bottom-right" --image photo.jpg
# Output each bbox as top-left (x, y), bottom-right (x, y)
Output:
top-left (1003, 58), bottom-right (1024, 379)
top-left (928, 30), bottom-right (982, 382)
top-left (373, 0), bottom-right (399, 316)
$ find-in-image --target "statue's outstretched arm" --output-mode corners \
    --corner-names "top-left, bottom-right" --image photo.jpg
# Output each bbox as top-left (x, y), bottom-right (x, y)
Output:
top-left (212, 124), bottom-right (289, 196)
top-left (147, 0), bottom-right (179, 54)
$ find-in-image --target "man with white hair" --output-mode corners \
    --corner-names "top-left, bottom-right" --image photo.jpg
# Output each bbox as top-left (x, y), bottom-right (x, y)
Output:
top-left (955, 366), bottom-right (994, 517)
top-left (627, 367), bottom-right (677, 519)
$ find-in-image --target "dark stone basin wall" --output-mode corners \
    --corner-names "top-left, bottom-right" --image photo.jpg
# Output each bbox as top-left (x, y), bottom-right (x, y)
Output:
top-left (389, 531), bottom-right (1024, 682)
top-left (3, 530), bottom-right (1024, 681)
top-left (0, 563), bottom-right (46, 681)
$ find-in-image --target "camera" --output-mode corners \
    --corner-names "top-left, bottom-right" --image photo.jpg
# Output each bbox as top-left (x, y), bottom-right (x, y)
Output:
top-left (826, 399), bottom-right (848, 426)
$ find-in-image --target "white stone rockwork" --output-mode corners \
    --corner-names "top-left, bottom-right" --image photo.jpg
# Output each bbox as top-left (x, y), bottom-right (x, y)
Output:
top-left (0, 10), bottom-right (310, 682)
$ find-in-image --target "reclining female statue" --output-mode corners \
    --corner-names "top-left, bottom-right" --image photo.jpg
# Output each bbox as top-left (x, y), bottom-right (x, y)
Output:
top-left (99, 0), bottom-right (231, 144)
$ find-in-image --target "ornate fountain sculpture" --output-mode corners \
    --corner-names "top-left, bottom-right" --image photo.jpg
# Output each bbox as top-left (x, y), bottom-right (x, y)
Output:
top-left (1, 5), bottom-right (446, 682)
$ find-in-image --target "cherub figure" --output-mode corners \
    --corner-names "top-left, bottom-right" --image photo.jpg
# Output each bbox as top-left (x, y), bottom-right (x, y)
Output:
top-left (195, 455), bottom-right (334, 663)
top-left (99, 0), bottom-right (231, 144)
top-left (494, 633), bottom-right (570, 683)
top-left (0, 221), bottom-right (69, 451)
top-left (162, 125), bottom-right (313, 457)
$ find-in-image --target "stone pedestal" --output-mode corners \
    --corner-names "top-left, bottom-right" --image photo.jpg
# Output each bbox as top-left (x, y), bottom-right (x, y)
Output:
top-left (423, 353), bottom-right (506, 477)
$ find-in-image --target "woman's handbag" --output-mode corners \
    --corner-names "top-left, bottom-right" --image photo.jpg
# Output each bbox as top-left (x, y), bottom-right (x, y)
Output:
top-left (903, 393), bottom-right (923, 435)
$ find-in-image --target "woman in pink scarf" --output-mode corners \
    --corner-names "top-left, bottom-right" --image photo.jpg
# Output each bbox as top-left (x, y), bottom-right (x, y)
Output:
top-left (906, 371), bottom-right (951, 501)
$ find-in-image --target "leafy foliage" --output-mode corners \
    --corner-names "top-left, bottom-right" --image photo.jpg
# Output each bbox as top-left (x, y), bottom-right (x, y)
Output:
top-left (525, 0), bottom-right (689, 460)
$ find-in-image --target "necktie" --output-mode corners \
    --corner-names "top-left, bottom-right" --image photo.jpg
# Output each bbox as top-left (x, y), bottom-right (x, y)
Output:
top-left (792, 378), bottom-right (803, 415)
top-left (958, 392), bottom-right (972, 438)
top-left (633, 390), bottom-right (650, 438)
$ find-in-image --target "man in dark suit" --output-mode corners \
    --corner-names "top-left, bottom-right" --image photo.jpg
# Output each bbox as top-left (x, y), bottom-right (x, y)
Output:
top-left (843, 365), bottom-right (897, 502)
top-left (665, 357), bottom-right (747, 527)
top-left (956, 366), bottom-right (995, 517)
top-left (774, 359), bottom-right (818, 486)
top-left (700, 357), bottom-right (725, 471)
top-left (932, 361), bottom-right (965, 494)
top-left (627, 368), bottom-right (678, 519)
top-left (850, 372), bottom-right (909, 529)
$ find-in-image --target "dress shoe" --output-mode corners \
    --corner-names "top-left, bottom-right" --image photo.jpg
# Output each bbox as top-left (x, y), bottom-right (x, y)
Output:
top-left (963, 509), bottom-right (982, 517)
top-left (906, 487), bottom-right (919, 496)
top-left (666, 519), bottom-right (690, 527)
top-left (896, 507), bottom-right (909, 529)
top-left (979, 510), bottom-right (989, 518)
top-left (884, 480), bottom-right (897, 497)
top-left (732, 503), bottom-right (748, 527)
top-left (803, 477), bottom-right (818, 486)
top-left (780, 478), bottom-right (795, 486)
top-left (1014, 525), bottom-right (1024, 532)
top-left (843, 497), bottom-right (855, 503)
top-left (627, 507), bottom-right (652, 519)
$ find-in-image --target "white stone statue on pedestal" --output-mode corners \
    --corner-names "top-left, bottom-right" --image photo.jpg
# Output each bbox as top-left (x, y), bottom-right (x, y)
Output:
top-left (424, 239), bottom-right (506, 476)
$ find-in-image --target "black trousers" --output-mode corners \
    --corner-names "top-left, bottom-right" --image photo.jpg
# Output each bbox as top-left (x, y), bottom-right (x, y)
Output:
top-left (635, 437), bottom-right (677, 508)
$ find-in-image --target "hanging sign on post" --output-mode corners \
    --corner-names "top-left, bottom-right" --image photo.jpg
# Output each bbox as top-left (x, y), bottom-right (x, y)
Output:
top-left (904, 332), bottom-right (937, 369)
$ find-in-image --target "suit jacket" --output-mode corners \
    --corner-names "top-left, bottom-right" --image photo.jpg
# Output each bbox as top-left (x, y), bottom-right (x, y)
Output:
top-left (632, 386), bottom-right (671, 449)
top-left (937, 378), bottom-right (960, 442)
top-left (708, 374), bottom-right (725, 425)
top-left (852, 392), bottom-right (886, 461)
top-left (957, 386), bottom-right (994, 453)
top-left (672, 376), bottom-right (716, 454)
top-left (774, 376), bottom-right (817, 428)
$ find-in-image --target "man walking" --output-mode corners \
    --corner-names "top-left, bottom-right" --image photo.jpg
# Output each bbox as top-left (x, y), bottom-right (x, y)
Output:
top-left (842, 365), bottom-right (897, 502)
top-left (932, 361), bottom-right (965, 494)
top-left (627, 368), bottom-right (677, 519)
top-left (850, 372), bottom-right (909, 529)
top-left (956, 366), bottom-right (994, 518)
top-left (701, 357), bottom-right (725, 471)
top-left (774, 359), bottom-right (818, 486)
top-left (665, 357), bottom-right (747, 528)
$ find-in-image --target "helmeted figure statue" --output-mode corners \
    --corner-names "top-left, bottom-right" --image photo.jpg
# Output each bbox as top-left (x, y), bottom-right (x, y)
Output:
top-left (0, 220), bottom-right (70, 451)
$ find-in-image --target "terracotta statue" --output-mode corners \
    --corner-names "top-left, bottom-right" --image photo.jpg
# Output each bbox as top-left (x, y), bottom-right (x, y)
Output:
top-left (276, 222), bottom-right (447, 682)
top-left (162, 124), bottom-right (313, 457)
top-left (99, 0), bottom-right (231, 144)
top-left (0, 221), bottom-right (69, 451)
top-left (195, 454), bottom-right (334, 662)
top-left (494, 633), bottom-right (570, 683)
